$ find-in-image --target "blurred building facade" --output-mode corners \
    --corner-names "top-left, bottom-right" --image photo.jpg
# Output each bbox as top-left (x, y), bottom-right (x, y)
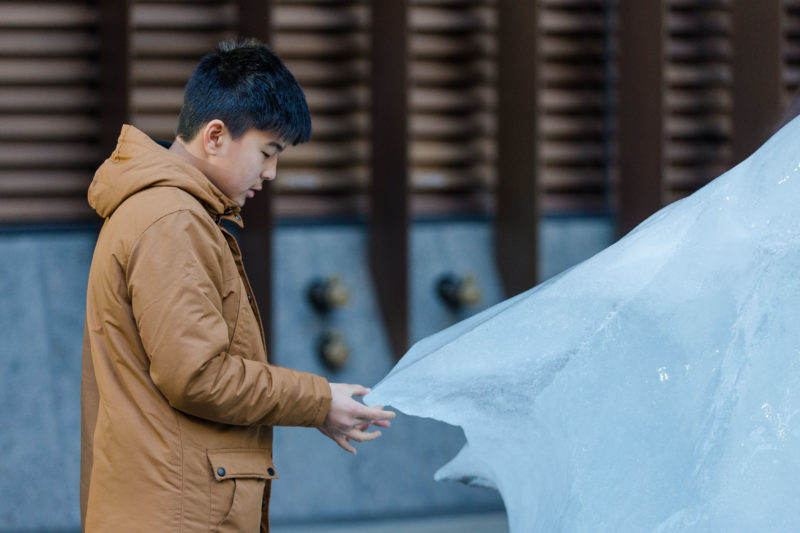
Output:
top-left (1, 0), bottom-right (797, 531)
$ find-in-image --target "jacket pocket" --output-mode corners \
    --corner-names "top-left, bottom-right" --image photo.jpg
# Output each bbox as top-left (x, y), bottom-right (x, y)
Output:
top-left (207, 449), bottom-right (278, 533)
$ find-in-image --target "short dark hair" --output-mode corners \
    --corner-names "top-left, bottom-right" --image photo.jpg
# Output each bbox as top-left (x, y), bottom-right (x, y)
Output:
top-left (177, 38), bottom-right (311, 145)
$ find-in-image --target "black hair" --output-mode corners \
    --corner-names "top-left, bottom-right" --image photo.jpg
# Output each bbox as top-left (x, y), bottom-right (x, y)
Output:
top-left (176, 38), bottom-right (311, 145)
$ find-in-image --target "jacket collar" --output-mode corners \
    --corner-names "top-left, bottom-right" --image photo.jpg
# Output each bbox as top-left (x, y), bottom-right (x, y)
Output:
top-left (89, 124), bottom-right (244, 227)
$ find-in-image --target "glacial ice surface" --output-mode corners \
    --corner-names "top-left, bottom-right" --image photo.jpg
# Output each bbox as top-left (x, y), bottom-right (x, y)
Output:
top-left (366, 118), bottom-right (800, 532)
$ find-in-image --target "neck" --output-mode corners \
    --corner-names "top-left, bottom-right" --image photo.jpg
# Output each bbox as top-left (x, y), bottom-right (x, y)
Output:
top-left (170, 137), bottom-right (218, 181)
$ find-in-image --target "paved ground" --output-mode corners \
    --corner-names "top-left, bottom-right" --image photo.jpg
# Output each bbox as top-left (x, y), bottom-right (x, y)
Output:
top-left (272, 512), bottom-right (509, 533)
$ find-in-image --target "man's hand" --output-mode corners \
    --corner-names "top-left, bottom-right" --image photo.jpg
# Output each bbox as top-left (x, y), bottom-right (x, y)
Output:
top-left (318, 383), bottom-right (395, 454)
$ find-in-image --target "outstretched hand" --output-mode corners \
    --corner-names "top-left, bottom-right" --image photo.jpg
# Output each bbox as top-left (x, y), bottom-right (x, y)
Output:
top-left (318, 383), bottom-right (395, 454)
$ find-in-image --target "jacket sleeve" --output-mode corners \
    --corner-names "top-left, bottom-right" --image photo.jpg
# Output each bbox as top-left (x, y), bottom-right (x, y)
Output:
top-left (127, 209), bottom-right (331, 428)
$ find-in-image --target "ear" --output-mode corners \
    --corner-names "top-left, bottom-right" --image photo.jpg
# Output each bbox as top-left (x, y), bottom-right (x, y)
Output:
top-left (200, 119), bottom-right (229, 156)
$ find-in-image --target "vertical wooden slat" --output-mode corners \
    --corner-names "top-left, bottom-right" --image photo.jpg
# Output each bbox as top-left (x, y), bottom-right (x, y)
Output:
top-left (494, 0), bottom-right (539, 296)
top-left (238, 0), bottom-right (270, 45)
top-left (370, 0), bottom-right (409, 358)
top-left (236, 0), bottom-right (274, 355)
top-left (663, 1), bottom-right (734, 202)
top-left (618, 0), bottom-right (665, 236)
top-left (731, 0), bottom-right (782, 162)
top-left (99, 0), bottom-right (131, 159)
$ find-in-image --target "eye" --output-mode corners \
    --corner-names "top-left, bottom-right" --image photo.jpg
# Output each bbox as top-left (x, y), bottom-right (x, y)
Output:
top-left (262, 151), bottom-right (273, 159)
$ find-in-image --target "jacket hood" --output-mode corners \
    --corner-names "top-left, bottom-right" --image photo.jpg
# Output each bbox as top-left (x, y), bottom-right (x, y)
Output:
top-left (88, 124), bottom-right (240, 221)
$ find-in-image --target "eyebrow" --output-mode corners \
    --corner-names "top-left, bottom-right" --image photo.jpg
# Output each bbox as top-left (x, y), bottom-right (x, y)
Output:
top-left (266, 141), bottom-right (286, 152)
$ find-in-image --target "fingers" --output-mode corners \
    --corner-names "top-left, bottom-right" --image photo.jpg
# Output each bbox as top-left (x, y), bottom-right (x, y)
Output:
top-left (348, 384), bottom-right (371, 398)
top-left (355, 419), bottom-right (391, 432)
top-left (318, 427), bottom-right (356, 455)
top-left (342, 427), bottom-right (382, 443)
top-left (333, 433), bottom-right (357, 455)
top-left (353, 404), bottom-right (396, 423)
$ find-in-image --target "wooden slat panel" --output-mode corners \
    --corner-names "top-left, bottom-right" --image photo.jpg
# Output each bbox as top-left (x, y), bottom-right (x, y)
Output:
top-left (0, 143), bottom-right (98, 167)
top-left (666, 115), bottom-right (731, 138)
top-left (539, 167), bottom-right (606, 190)
top-left (0, 115), bottom-right (99, 140)
top-left (133, 60), bottom-right (200, 84)
top-left (540, 35), bottom-right (605, 59)
top-left (534, 0), bottom-right (613, 214)
top-left (279, 141), bottom-right (369, 167)
top-left (782, 0), bottom-right (800, 109)
top-left (666, 37), bottom-right (730, 60)
top-left (132, 3), bottom-right (236, 29)
top-left (411, 87), bottom-right (494, 112)
top-left (667, 10), bottom-right (731, 35)
top-left (665, 63), bottom-right (730, 87)
top-left (273, 193), bottom-right (367, 219)
top-left (410, 139), bottom-right (494, 167)
top-left (304, 113), bottom-right (368, 139)
top-left (0, 58), bottom-right (97, 84)
top-left (0, 1), bottom-right (100, 223)
top-left (411, 59), bottom-right (494, 86)
top-left (410, 6), bottom-right (496, 33)
top-left (281, 59), bottom-right (368, 85)
top-left (666, 87), bottom-right (731, 112)
top-left (130, 1), bottom-right (237, 145)
top-left (541, 63), bottom-right (605, 85)
top-left (271, 32), bottom-right (368, 58)
top-left (0, 3), bottom-right (97, 27)
top-left (412, 166), bottom-right (493, 190)
top-left (664, 1), bottom-right (733, 199)
top-left (132, 30), bottom-right (235, 57)
top-left (539, 88), bottom-right (605, 112)
top-left (0, 87), bottom-right (96, 112)
top-left (540, 10), bottom-right (606, 34)
top-left (409, 0), bottom-right (497, 218)
top-left (541, 141), bottom-right (605, 165)
top-left (665, 165), bottom-right (731, 188)
top-left (0, 198), bottom-right (93, 222)
top-left (411, 113), bottom-right (493, 139)
top-left (410, 33), bottom-right (494, 59)
top-left (273, 4), bottom-right (367, 31)
top-left (272, 1), bottom-right (369, 217)
top-left (274, 168), bottom-right (369, 193)
top-left (0, 30), bottom-right (97, 55)
top-left (0, 170), bottom-right (91, 195)
top-left (541, 115), bottom-right (605, 137)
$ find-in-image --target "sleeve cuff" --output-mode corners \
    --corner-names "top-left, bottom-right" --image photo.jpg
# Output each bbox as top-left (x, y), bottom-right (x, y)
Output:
top-left (308, 374), bottom-right (332, 427)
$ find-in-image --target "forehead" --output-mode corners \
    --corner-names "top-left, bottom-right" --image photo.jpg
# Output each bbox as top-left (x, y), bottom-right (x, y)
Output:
top-left (239, 128), bottom-right (285, 149)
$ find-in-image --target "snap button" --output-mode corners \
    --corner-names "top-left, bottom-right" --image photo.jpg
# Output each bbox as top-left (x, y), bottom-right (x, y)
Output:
top-left (217, 467), bottom-right (226, 477)
top-left (247, 294), bottom-right (252, 302)
top-left (267, 467), bottom-right (275, 476)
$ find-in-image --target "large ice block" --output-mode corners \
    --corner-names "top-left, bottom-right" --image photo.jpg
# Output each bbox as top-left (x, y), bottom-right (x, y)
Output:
top-left (366, 118), bottom-right (800, 531)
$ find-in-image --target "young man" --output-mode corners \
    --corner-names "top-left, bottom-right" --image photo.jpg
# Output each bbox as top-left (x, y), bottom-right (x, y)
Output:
top-left (80, 39), bottom-right (394, 532)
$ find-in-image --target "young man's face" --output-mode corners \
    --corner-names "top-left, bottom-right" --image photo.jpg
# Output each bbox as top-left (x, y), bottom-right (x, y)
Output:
top-left (205, 125), bottom-right (286, 206)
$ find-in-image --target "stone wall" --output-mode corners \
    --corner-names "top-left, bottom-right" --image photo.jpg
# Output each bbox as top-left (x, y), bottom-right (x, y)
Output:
top-left (0, 217), bottom-right (613, 531)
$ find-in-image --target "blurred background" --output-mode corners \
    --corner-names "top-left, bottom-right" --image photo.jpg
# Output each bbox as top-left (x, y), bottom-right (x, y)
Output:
top-left (0, 0), bottom-right (797, 531)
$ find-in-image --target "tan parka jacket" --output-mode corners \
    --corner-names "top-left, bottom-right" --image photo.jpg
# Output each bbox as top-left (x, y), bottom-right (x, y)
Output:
top-left (81, 125), bottom-right (332, 532)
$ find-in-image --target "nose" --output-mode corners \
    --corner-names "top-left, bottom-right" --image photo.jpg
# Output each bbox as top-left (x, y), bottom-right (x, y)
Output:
top-left (262, 157), bottom-right (278, 181)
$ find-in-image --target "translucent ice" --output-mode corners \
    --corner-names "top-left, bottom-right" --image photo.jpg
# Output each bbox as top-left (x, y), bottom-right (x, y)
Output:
top-left (366, 118), bottom-right (800, 531)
